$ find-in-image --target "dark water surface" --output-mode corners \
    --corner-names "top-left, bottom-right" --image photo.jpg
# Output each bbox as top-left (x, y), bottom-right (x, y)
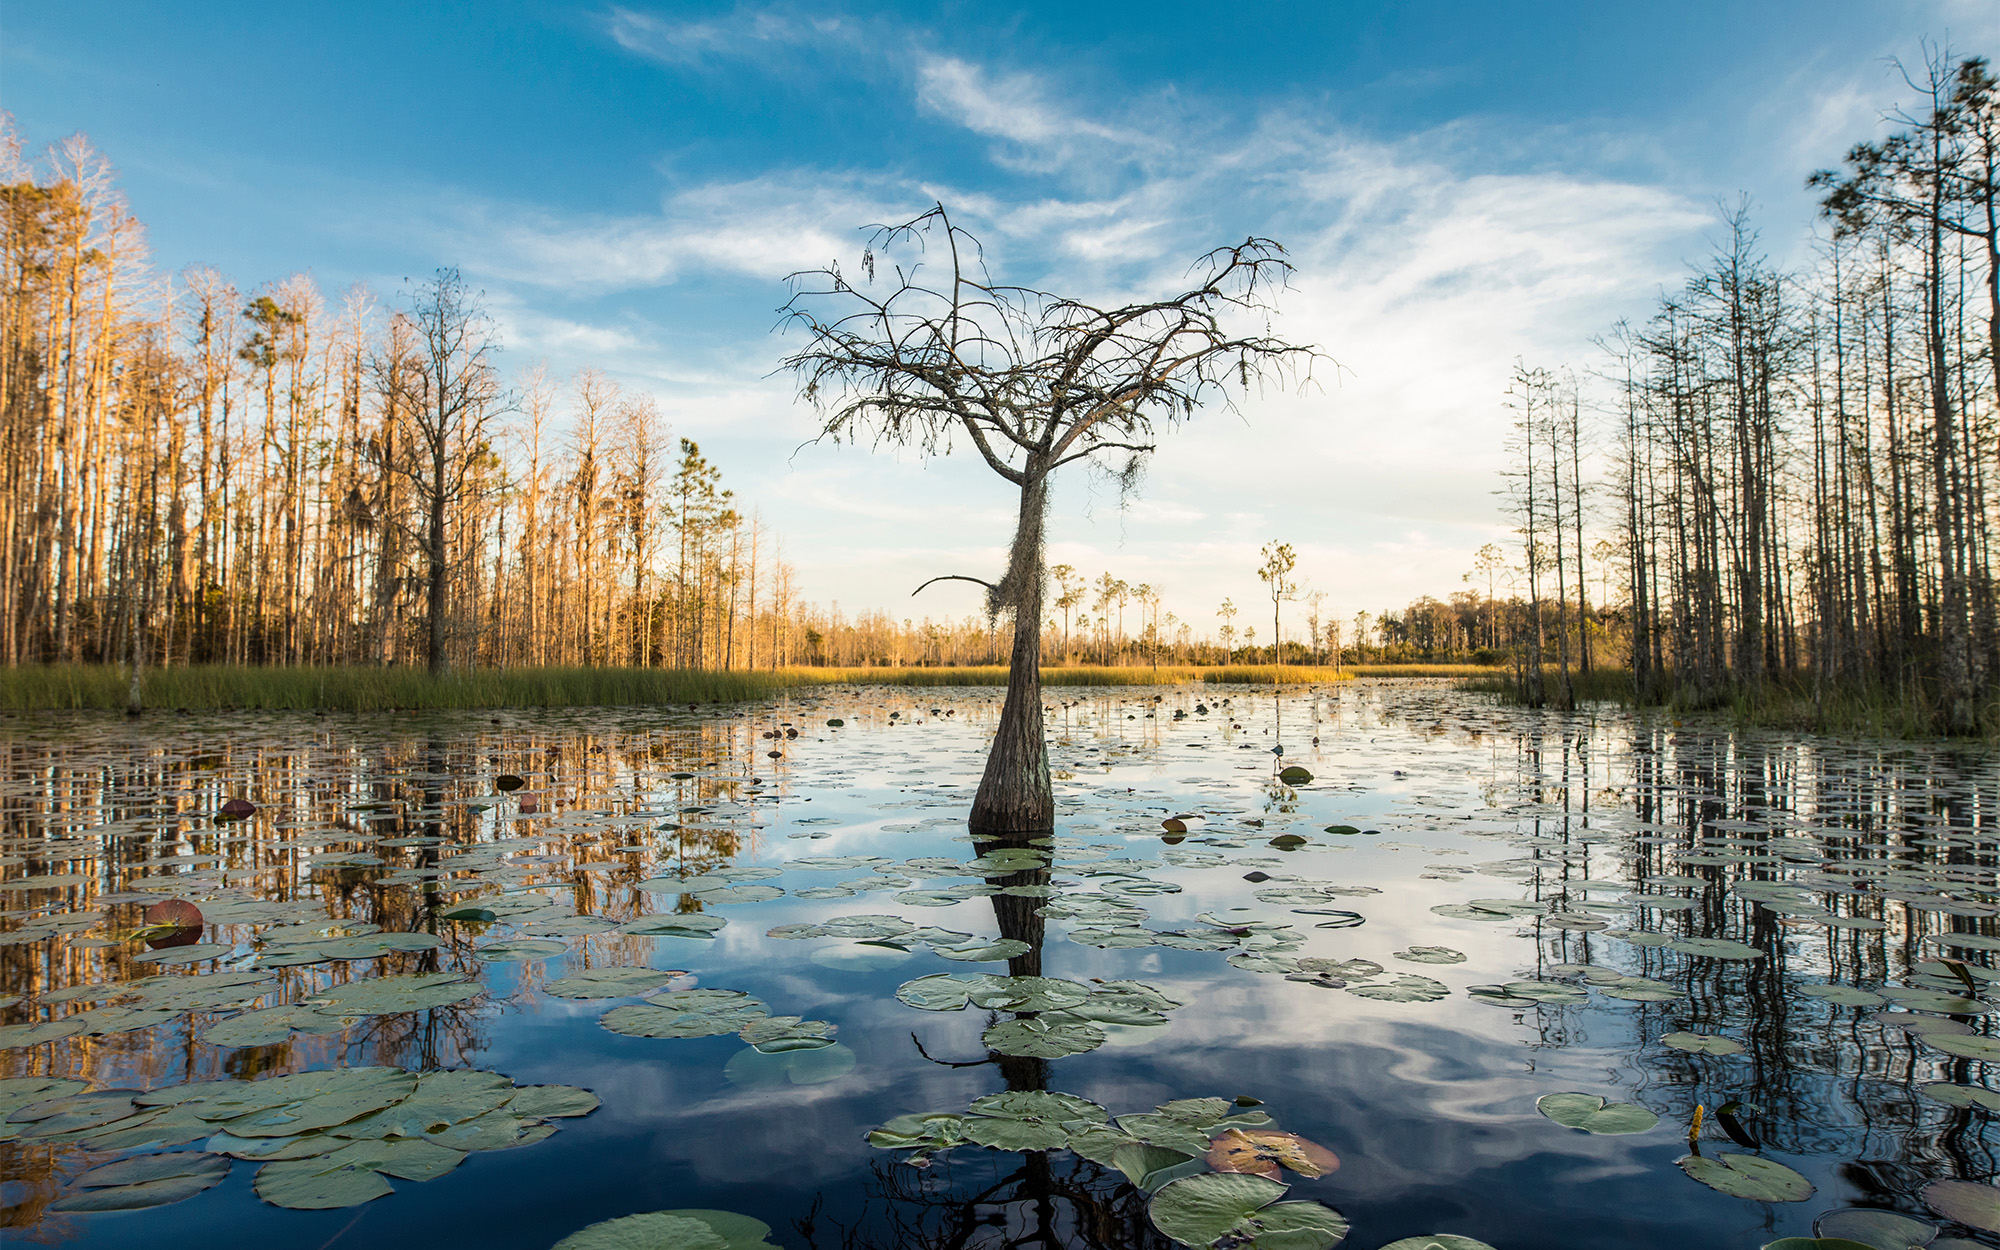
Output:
top-left (4, 681), bottom-right (2000, 1249)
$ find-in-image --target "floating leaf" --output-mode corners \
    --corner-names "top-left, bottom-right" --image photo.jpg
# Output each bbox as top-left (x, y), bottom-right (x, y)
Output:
top-left (1925, 1179), bottom-right (2000, 1232)
top-left (1536, 1092), bottom-right (1659, 1135)
top-left (314, 972), bottom-right (482, 1016)
top-left (1814, 1208), bottom-right (1938, 1249)
top-left (723, 1042), bottom-right (856, 1088)
top-left (1921, 1083), bottom-right (2000, 1112)
top-left (1667, 937), bottom-right (1765, 961)
top-left (1148, 1172), bottom-right (1348, 1249)
top-left (551, 1208), bottom-right (781, 1250)
top-left (1394, 946), bottom-right (1467, 965)
top-left (1376, 1238), bottom-right (1500, 1250)
top-left (1678, 1152), bottom-right (1813, 1202)
top-left (932, 938), bottom-right (1033, 962)
top-left (1347, 974), bottom-right (1449, 1003)
top-left (545, 967), bottom-right (685, 999)
top-left (477, 938), bottom-right (568, 962)
top-left (52, 1151), bottom-right (232, 1211)
top-left (982, 1015), bottom-right (1106, 1059)
top-left (1278, 767), bottom-right (1313, 785)
top-left (1663, 1032), bottom-right (1746, 1056)
top-left (1924, 1033), bottom-right (2000, 1062)
top-left (601, 990), bottom-right (768, 1039)
top-left (1205, 1127), bottom-right (1339, 1179)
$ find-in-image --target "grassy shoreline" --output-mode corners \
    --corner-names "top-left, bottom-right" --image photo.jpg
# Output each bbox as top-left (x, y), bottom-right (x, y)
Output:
top-left (0, 663), bottom-right (1483, 713)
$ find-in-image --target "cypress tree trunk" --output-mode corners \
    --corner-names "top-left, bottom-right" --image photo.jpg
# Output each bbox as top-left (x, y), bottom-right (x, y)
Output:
top-left (971, 471), bottom-right (1053, 834)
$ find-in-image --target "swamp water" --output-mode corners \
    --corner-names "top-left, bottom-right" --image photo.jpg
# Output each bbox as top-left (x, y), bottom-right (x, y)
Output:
top-left (2, 681), bottom-right (1999, 1249)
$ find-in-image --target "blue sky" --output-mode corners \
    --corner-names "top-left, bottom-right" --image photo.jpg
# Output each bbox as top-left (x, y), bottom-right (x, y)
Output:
top-left (8, 1), bottom-right (1997, 635)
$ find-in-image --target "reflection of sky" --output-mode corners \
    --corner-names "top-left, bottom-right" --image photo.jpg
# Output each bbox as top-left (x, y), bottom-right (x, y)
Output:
top-left (6, 685), bottom-right (2000, 1246)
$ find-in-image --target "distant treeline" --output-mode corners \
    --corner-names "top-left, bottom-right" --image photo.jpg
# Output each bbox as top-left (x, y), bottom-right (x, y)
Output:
top-left (1485, 51), bottom-right (2000, 732)
top-left (0, 120), bottom-right (1462, 681)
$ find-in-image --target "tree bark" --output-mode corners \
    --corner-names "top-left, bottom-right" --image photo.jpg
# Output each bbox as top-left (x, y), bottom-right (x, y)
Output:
top-left (970, 471), bottom-right (1053, 834)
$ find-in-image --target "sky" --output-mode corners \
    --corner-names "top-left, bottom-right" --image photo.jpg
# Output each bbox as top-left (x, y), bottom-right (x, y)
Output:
top-left (7, 0), bottom-right (1999, 638)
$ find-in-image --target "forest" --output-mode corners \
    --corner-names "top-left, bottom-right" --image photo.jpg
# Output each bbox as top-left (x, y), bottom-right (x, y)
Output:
top-left (9, 49), bottom-right (2000, 735)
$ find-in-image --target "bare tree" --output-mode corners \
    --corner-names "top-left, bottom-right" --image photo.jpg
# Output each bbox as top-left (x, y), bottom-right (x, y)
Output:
top-left (380, 269), bottom-right (504, 675)
top-left (1257, 540), bottom-right (1297, 664)
top-left (781, 205), bottom-right (1319, 832)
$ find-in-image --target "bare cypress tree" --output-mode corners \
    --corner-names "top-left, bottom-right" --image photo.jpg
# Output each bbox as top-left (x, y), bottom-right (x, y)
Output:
top-left (781, 206), bottom-right (1318, 832)
top-left (379, 269), bottom-right (503, 676)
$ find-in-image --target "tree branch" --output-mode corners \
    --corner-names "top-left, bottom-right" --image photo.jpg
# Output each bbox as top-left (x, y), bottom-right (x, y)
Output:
top-left (912, 574), bottom-right (997, 597)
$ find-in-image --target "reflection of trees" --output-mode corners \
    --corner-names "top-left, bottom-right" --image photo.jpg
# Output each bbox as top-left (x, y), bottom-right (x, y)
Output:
top-left (827, 833), bottom-right (1173, 1250)
top-left (809, 1155), bottom-right (1169, 1250)
top-left (1502, 711), bottom-right (2000, 1185)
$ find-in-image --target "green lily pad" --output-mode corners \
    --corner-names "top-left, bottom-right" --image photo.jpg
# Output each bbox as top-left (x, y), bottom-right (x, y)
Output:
top-left (1800, 980), bottom-right (1888, 1008)
top-left (1347, 974), bottom-right (1449, 1003)
top-left (602, 990), bottom-right (769, 1039)
top-left (1376, 1239), bottom-right (1501, 1250)
top-left (1760, 1240), bottom-right (1880, 1250)
top-left (619, 915), bottom-right (728, 939)
top-left (1663, 1032), bottom-right (1746, 1056)
top-left (0, 1018), bottom-right (88, 1049)
top-left (1678, 1152), bottom-right (1814, 1202)
top-left (314, 973), bottom-right (483, 1016)
top-left (1925, 1033), bottom-right (2000, 1062)
top-left (1394, 946), bottom-right (1467, 964)
top-left (0, 1077), bottom-right (89, 1117)
top-left (1667, 937), bottom-right (1765, 960)
top-left (1814, 1208), bottom-right (1938, 1248)
top-left (1278, 767), bottom-right (1313, 785)
top-left (723, 1042), bottom-right (857, 1088)
top-left (896, 973), bottom-right (988, 1011)
top-left (982, 1015), bottom-right (1107, 1059)
top-left (551, 1208), bottom-right (781, 1250)
top-left (1148, 1172), bottom-right (1349, 1249)
top-left (477, 938), bottom-right (569, 962)
top-left (1925, 1179), bottom-right (2000, 1232)
top-left (1598, 976), bottom-right (1683, 1002)
top-left (932, 938), bottom-right (1034, 962)
top-left (545, 967), bottom-right (683, 999)
top-left (1536, 1092), bottom-right (1659, 1134)
top-left (507, 1085), bottom-right (600, 1118)
top-left (1921, 1083), bottom-right (2000, 1111)
top-left (201, 1003), bottom-right (346, 1049)
top-left (52, 1151), bottom-right (232, 1211)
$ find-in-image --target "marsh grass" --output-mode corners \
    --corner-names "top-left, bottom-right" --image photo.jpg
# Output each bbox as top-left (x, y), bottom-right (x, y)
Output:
top-left (0, 663), bottom-right (1405, 712)
top-left (1460, 665), bottom-right (2000, 739)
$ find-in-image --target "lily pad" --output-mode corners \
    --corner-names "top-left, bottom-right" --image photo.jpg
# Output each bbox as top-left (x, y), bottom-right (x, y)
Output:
top-left (1663, 1031), bottom-right (1746, 1056)
top-left (1347, 974), bottom-right (1449, 1003)
top-left (551, 1208), bottom-right (782, 1250)
top-left (314, 973), bottom-right (482, 1016)
top-left (477, 938), bottom-right (569, 962)
top-left (1148, 1172), bottom-right (1349, 1249)
top-left (1376, 1239), bottom-right (1500, 1250)
top-left (1678, 1152), bottom-right (1814, 1202)
top-left (545, 967), bottom-right (685, 999)
top-left (1921, 1083), bottom-right (2000, 1112)
top-left (1205, 1127), bottom-right (1340, 1179)
top-left (1394, 946), bottom-right (1467, 965)
top-left (982, 1015), bottom-right (1106, 1059)
top-left (1536, 1092), bottom-right (1659, 1135)
top-left (1814, 1208), bottom-right (1939, 1249)
top-left (51, 1150), bottom-right (232, 1212)
top-left (1925, 1179), bottom-right (2000, 1232)
top-left (602, 990), bottom-right (768, 1039)
top-left (1667, 937), bottom-right (1765, 960)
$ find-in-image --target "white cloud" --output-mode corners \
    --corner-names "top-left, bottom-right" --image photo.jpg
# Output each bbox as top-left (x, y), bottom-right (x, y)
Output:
top-left (604, 5), bottom-right (855, 69)
top-left (381, 39), bottom-right (1719, 629)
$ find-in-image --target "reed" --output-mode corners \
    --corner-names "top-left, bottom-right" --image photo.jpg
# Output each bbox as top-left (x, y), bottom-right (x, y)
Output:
top-left (0, 663), bottom-right (1374, 712)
